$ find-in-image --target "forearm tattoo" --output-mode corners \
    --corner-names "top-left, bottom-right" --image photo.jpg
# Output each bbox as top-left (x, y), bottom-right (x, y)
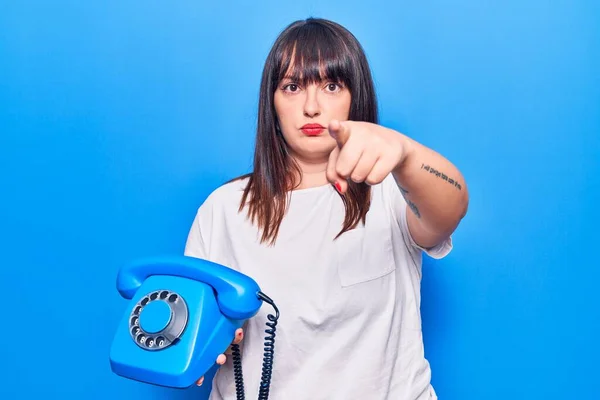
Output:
top-left (421, 163), bottom-right (462, 190)
top-left (398, 185), bottom-right (421, 218)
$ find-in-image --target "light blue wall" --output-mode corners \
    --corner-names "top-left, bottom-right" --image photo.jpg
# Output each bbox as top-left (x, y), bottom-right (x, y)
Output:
top-left (1, 1), bottom-right (598, 399)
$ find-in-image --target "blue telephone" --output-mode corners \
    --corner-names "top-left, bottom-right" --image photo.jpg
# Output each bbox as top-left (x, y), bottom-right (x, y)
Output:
top-left (109, 255), bottom-right (279, 399)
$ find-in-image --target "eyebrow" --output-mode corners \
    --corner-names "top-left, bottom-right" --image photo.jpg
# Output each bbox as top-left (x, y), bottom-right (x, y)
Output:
top-left (280, 73), bottom-right (339, 83)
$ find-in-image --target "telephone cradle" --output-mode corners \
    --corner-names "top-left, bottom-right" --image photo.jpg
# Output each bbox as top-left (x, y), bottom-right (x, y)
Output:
top-left (109, 255), bottom-right (279, 400)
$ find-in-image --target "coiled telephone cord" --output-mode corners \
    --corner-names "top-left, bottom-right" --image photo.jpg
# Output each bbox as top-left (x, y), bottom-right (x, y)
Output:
top-left (231, 342), bottom-right (245, 399)
top-left (231, 291), bottom-right (279, 400)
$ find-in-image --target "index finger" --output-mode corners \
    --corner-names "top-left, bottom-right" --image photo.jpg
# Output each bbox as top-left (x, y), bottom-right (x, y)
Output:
top-left (328, 120), bottom-right (350, 148)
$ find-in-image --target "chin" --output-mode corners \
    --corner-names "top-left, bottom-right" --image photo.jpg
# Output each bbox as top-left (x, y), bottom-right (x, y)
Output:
top-left (296, 143), bottom-right (335, 160)
top-left (285, 135), bottom-right (335, 157)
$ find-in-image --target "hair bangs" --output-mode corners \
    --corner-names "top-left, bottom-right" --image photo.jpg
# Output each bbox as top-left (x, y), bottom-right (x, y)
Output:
top-left (275, 23), bottom-right (354, 89)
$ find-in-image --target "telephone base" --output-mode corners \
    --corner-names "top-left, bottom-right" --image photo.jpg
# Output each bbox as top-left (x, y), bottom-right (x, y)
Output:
top-left (109, 275), bottom-right (245, 388)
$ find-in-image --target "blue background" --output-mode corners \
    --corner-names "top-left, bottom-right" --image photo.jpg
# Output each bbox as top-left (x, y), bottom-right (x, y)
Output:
top-left (1, 1), bottom-right (598, 399)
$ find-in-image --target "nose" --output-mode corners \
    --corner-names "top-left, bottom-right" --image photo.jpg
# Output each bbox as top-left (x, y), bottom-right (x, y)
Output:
top-left (303, 86), bottom-right (321, 118)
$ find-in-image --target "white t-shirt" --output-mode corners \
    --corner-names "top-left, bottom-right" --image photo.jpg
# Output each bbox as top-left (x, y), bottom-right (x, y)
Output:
top-left (184, 173), bottom-right (452, 400)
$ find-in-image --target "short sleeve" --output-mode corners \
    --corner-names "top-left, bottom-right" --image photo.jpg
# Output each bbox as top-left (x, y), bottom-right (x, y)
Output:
top-left (383, 174), bottom-right (453, 259)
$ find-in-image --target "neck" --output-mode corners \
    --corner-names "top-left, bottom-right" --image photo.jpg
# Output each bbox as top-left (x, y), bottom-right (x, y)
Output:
top-left (289, 155), bottom-right (329, 190)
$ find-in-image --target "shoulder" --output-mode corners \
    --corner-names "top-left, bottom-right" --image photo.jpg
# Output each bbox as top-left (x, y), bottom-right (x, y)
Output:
top-left (203, 175), bottom-right (249, 205)
top-left (195, 174), bottom-right (248, 207)
top-left (189, 175), bottom-right (250, 223)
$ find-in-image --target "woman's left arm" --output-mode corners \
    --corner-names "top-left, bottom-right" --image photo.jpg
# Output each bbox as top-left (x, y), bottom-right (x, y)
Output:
top-left (391, 134), bottom-right (469, 249)
top-left (327, 119), bottom-right (469, 249)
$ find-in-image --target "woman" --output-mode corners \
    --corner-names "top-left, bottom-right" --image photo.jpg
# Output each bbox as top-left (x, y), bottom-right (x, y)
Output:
top-left (185, 17), bottom-right (469, 400)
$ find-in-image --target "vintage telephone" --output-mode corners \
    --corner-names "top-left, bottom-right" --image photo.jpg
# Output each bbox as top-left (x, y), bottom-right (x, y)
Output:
top-left (109, 255), bottom-right (279, 400)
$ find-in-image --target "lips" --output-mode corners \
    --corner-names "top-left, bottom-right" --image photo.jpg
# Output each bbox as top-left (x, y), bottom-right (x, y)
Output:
top-left (300, 123), bottom-right (325, 136)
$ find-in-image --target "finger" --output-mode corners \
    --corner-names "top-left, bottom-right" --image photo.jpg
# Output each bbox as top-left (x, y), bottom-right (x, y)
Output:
top-left (329, 119), bottom-right (362, 179)
top-left (349, 148), bottom-right (380, 183)
top-left (196, 376), bottom-right (204, 386)
top-left (233, 328), bottom-right (244, 345)
top-left (365, 155), bottom-right (398, 185)
top-left (326, 146), bottom-right (348, 194)
top-left (216, 353), bottom-right (227, 365)
top-left (335, 134), bottom-right (363, 179)
top-left (225, 328), bottom-right (245, 355)
top-left (328, 119), bottom-right (351, 148)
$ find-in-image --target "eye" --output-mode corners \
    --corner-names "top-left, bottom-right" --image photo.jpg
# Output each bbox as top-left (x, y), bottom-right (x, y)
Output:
top-left (325, 82), bottom-right (342, 92)
top-left (282, 83), bottom-right (300, 93)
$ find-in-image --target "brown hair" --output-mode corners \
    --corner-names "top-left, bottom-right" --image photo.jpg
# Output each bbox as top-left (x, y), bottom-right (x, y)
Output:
top-left (233, 18), bottom-right (379, 245)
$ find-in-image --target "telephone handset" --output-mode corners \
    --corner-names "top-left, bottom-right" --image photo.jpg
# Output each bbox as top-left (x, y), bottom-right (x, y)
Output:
top-left (109, 255), bottom-right (279, 400)
top-left (116, 256), bottom-right (262, 319)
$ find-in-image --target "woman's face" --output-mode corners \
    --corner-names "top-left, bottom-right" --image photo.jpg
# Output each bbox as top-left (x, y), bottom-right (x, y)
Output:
top-left (274, 75), bottom-right (351, 163)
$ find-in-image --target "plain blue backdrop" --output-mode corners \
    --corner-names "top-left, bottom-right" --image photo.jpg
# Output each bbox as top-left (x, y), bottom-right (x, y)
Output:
top-left (1, 1), bottom-right (598, 399)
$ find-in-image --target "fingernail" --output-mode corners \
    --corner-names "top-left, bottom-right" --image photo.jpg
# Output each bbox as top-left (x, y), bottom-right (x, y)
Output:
top-left (334, 181), bottom-right (342, 193)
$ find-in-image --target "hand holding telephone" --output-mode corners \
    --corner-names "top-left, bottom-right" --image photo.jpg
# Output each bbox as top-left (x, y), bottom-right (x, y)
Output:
top-left (109, 255), bottom-right (279, 399)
